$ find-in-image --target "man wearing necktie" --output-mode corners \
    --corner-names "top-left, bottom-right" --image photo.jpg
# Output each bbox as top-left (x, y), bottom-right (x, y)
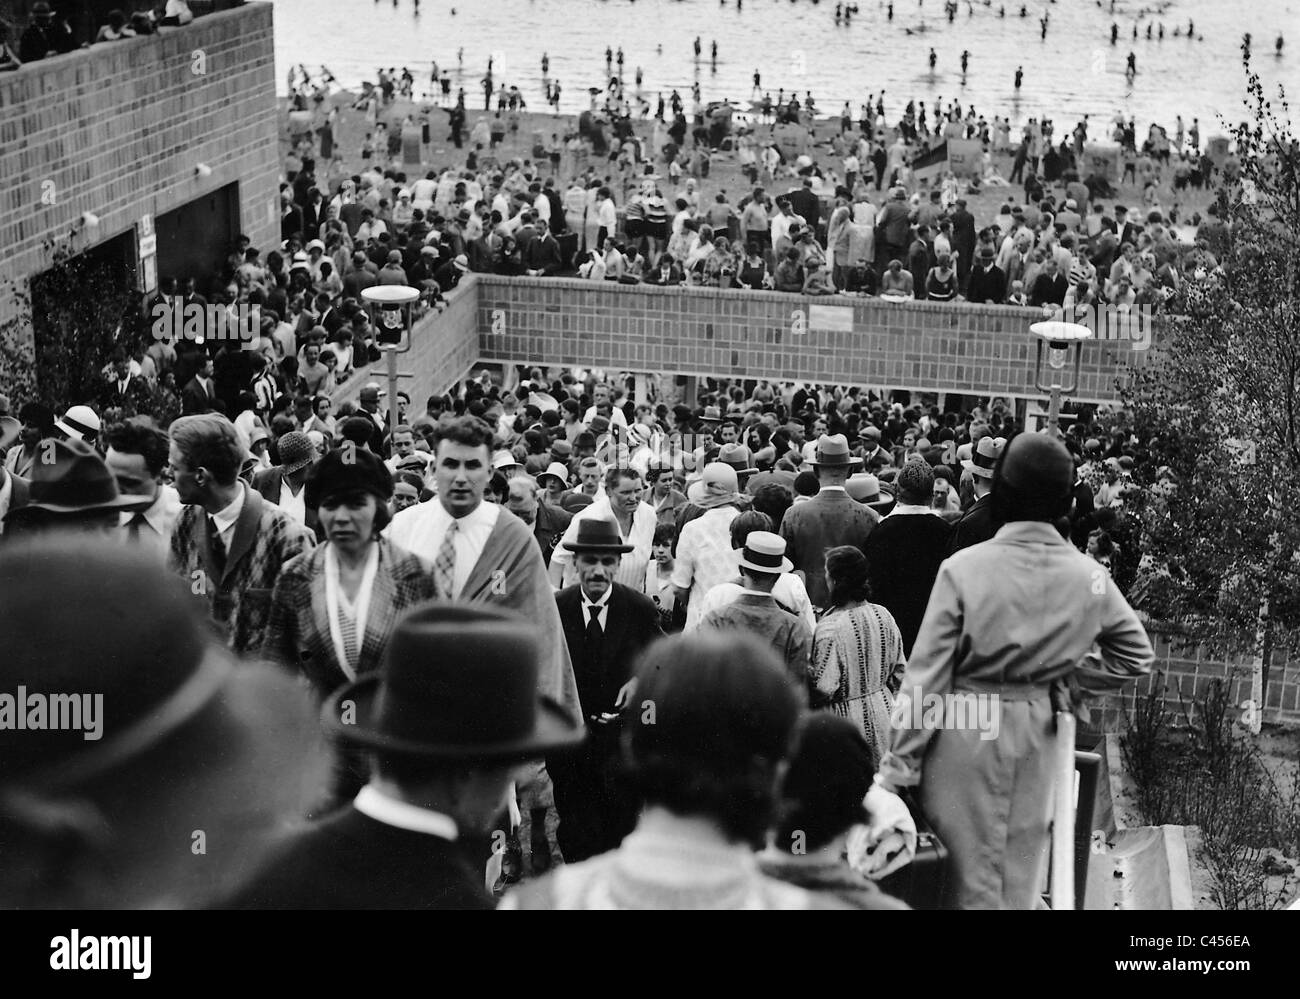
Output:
top-left (167, 414), bottom-right (315, 654)
top-left (104, 418), bottom-right (182, 557)
top-left (550, 518), bottom-right (664, 862)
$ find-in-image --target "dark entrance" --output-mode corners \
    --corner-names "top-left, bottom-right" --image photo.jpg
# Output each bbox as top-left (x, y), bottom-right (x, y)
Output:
top-left (155, 183), bottom-right (241, 296)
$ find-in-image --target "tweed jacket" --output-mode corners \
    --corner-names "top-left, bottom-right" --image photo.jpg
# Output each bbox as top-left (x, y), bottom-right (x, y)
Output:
top-left (262, 537), bottom-right (436, 695)
top-left (169, 484), bottom-right (316, 655)
top-left (778, 488), bottom-right (880, 608)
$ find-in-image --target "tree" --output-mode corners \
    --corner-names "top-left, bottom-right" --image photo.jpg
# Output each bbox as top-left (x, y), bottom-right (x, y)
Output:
top-left (1107, 48), bottom-right (1300, 689)
top-left (0, 232), bottom-right (136, 413)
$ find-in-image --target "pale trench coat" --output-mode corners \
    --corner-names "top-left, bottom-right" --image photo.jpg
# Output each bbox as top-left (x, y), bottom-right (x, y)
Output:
top-left (877, 521), bottom-right (1154, 909)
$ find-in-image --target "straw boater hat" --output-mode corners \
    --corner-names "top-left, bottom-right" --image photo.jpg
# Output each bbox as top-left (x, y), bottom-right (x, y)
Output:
top-left (699, 405), bottom-right (724, 424)
top-left (962, 436), bottom-right (1007, 480)
top-left (807, 433), bottom-right (864, 469)
top-left (322, 604), bottom-right (582, 762)
top-left (737, 531), bottom-right (793, 575)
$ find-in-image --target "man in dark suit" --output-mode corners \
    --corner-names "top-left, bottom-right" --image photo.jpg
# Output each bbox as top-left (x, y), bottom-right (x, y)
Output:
top-left (786, 177), bottom-right (822, 234)
top-left (950, 198), bottom-right (978, 292)
top-left (949, 436), bottom-right (1004, 554)
top-left (550, 518), bottom-right (664, 862)
top-left (779, 434), bottom-right (879, 609)
top-left (523, 219), bottom-right (564, 276)
top-left (251, 430), bottom-right (321, 540)
top-left (1029, 256), bottom-right (1069, 308)
top-left (100, 349), bottom-right (153, 418)
top-left (965, 244), bottom-right (1008, 304)
top-left (863, 460), bottom-right (953, 656)
top-left (223, 603), bottom-right (584, 908)
top-left (181, 356), bottom-right (218, 415)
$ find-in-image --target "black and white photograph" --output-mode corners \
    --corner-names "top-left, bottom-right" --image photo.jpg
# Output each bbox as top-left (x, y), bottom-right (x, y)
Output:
top-left (0, 0), bottom-right (1296, 973)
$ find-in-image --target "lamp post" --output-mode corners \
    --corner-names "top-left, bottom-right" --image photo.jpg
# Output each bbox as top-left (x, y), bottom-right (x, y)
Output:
top-left (360, 285), bottom-right (421, 433)
top-left (1030, 320), bottom-right (1093, 438)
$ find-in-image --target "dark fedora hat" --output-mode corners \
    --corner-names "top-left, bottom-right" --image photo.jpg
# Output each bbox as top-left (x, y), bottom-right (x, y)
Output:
top-left (7, 437), bottom-right (151, 520)
top-left (322, 604), bottom-right (583, 762)
top-left (561, 517), bottom-right (634, 555)
top-left (806, 433), bottom-right (863, 469)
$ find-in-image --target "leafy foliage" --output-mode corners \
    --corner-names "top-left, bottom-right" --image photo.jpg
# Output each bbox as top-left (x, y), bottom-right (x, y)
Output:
top-left (1107, 51), bottom-right (1300, 657)
top-left (0, 233), bottom-right (135, 411)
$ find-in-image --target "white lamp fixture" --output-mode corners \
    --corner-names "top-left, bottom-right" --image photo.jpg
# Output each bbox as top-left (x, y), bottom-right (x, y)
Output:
top-left (1030, 320), bottom-right (1092, 438)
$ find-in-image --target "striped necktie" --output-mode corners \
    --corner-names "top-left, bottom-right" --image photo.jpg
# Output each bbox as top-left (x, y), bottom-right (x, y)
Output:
top-left (433, 520), bottom-right (458, 599)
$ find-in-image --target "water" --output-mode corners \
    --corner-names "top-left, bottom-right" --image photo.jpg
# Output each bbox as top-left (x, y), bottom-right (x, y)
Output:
top-left (270, 0), bottom-right (1299, 135)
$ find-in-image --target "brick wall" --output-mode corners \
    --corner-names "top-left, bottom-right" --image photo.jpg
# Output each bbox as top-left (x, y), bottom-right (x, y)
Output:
top-left (1096, 627), bottom-right (1300, 730)
top-left (473, 276), bottom-right (1157, 404)
top-left (0, 3), bottom-right (279, 331)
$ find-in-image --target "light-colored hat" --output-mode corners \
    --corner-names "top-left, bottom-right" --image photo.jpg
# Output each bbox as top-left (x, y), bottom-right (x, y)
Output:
top-left (737, 530), bottom-right (792, 575)
top-left (962, 436), bottom-right (1006, 479)
top-left (701, 461), bottom-right (739, 494)
top-left (537, 462), bottom-right (569, 488)
top-left (492, 450), bottom-right (522, 471)
top-left (55, 405), bottom-right (101, 443)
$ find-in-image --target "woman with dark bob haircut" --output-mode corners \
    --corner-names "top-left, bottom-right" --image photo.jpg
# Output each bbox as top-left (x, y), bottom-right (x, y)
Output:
top-left (264, 445), bottom-right (437, 809)
top-left (505, 631), bottom-right (842, 909)
top-left (809, 546), bottom-right (906, 769)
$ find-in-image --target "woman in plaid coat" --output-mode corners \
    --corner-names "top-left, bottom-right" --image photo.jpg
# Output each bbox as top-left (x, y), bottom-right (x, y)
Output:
top-left (264, 446), bottom-right (436, 805)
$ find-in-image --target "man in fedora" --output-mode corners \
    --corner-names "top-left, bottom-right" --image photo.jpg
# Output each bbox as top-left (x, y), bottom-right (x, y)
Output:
top-left (252, 429), bottom-right (320, 536)
top-left (779, 434), bottom-right (878, 609)
top-left (3, 437), bottom-right (152, 539)
top-left (550, 518), bottom-right (664, 861)
top-left (698, 530), bottom-right (811, 693)
top-left (167, 414), bottom-right (316, 655)
top-left (965, 243), bottom-right (1008, 304)
top-left (0, 538), bottom-right (330, 908)
top-left (949, 435), bottom-right (1006, 554)
top-left (225, 604), bottom-right (584, 909)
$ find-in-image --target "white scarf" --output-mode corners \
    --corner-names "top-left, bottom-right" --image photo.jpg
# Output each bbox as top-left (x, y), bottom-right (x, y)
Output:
top-left (324, 542), bottom-right (380, 680)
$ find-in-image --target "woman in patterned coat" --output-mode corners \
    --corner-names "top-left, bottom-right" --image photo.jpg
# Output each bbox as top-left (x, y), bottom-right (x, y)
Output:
top-left (809, 545), bottom-right (906, 769)
top-left (264, 446), bottom-right (436, 807)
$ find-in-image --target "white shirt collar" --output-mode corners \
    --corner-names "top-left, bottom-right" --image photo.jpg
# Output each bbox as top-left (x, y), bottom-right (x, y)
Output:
top-left (210, 482), bottom-right (247, 536)
top-left (354, 785), bottom-right (459, 841)
top-left (818, 484), bottom-right (847, 493)
top-left (887, 502), bottom-right (940, 517)
top-left (582, 585), bottom-right (613, 610)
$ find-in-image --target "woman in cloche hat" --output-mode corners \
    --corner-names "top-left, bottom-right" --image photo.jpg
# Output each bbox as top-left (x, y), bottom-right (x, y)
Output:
top-left (263, 446), bottom-right (440, 809)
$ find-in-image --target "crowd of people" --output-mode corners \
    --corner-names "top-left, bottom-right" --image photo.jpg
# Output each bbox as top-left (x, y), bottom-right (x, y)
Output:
top-left (275, 44), bottom-right (1233, 319)
top-left (0, 0), bottom-right (195, 69)
top-left (0, 352), bottom-right (1162, 907)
